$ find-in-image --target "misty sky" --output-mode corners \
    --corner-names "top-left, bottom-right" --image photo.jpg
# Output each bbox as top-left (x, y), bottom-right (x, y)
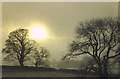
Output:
top-left (2, 2), bottom-right (118, 62)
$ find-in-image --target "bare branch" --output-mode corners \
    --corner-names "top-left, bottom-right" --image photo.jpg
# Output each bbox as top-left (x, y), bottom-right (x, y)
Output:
top-left (108, 53), bottom-right (120, 59)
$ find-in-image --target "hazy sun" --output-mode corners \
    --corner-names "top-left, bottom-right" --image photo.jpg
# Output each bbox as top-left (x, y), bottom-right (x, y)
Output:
top-left (30, 27), bottom-right (47, 39)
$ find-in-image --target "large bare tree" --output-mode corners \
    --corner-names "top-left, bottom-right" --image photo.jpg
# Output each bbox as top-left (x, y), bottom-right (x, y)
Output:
top-left (2, 29), bottom-right (36, 67)
top-left (63, 18), bottom-right (120, 77)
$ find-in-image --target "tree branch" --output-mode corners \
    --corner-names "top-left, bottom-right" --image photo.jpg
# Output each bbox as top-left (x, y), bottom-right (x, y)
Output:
top-left (108, 53), bottom-right (120, 59)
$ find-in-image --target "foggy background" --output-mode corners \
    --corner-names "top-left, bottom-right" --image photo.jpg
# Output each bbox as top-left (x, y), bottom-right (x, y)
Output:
top-left (2, 2), bottom-right (118, 68)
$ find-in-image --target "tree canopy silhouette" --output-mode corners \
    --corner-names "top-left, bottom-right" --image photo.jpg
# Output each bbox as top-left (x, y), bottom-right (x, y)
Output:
top-left (2, 29), bottom-right (36, 67)
top-left (33, 47), bottom-right (49, 67)
top-left (63, 18), bottom-right (120, 77)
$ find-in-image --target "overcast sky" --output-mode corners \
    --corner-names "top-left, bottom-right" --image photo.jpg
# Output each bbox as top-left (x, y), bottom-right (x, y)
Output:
top-left (2, 2), bottom-right (118, 62)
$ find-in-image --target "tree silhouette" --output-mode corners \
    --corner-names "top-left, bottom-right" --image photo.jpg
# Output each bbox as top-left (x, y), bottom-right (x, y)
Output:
top-left (2, 29), bottom-right (36, 67)
top-left (33, 47), bottom-right (49, 67)
top-left (63, 18), bottom-right (120, 77)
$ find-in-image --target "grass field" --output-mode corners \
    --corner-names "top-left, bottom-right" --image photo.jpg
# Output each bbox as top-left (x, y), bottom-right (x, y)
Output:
top-left (2, 66), bottom-right (99, 77)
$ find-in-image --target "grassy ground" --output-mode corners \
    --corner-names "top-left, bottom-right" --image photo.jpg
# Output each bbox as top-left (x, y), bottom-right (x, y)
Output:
top-left (2, 66), bottom-right (99, 77)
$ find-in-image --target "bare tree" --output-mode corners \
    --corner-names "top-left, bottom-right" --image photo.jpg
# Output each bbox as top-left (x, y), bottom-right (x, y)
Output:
top-left (33, 47), bottom-right (49, 67)
top-left (2, 29), bottom-right (36, 67)
top-left (63, 18), bottom-right (120, 77)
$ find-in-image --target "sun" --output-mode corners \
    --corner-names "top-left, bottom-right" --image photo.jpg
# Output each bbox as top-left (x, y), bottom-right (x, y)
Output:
top-left (30, 27), bottom-right (47, 39)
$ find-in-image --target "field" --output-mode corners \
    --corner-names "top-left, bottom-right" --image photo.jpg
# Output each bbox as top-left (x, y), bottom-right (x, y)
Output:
top-left (2, 66), bottom-right (98, 77)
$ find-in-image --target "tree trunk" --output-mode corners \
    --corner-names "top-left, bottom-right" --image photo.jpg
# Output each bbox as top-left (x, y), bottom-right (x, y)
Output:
top-left (98, 66), bottom-right (104, 77)
top-left (20, 47), bottom-right (25, 67)
top-left (35, 62), bottom-right (38, 67)
top-left (19, 42), bottom-right (25, 67)
top-left (103, 60), bottom-right (108, 77)
top-left (97, 62), bottom-right (105, 77)
top-left (20, 61), bottom-right (24, 67)
top-left (93, 57), bottom-right (104, 77)
top-left (19, 56), bottom-right (24, 67)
